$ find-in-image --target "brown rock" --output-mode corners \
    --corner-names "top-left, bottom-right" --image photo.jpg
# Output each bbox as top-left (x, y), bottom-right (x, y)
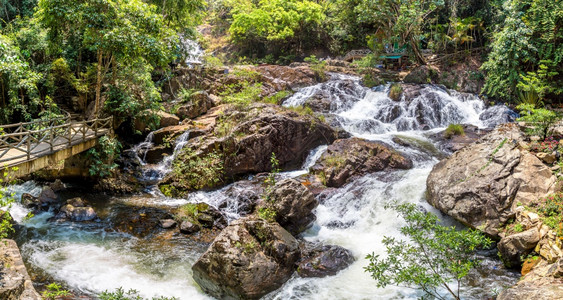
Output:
top-left (498, 228), bottom-right (541, 267)
top-left (310, 137), bottom-right (412, 188)
top-left (192, 217), bottom-right (300, 300)
top-left (0, 239), bottom-right (41, 299)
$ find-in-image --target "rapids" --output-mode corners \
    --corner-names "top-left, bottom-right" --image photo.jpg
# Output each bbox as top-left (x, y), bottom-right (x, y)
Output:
top-left (8, 74), bottom-right (519, 299)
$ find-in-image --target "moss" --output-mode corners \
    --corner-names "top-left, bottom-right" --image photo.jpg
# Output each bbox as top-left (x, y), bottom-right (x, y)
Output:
top-left (444, 124), bottom-right (465, 139)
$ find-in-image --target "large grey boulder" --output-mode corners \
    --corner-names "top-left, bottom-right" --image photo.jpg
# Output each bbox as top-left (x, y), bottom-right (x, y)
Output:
top-left (427, 124), bottom-right (557, 238)
top-left (192, 217), bottom-right (300, 300)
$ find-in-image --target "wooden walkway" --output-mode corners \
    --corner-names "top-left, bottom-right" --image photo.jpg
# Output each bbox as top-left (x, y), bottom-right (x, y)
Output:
top-left (0, 115), bottom-right (112, 176)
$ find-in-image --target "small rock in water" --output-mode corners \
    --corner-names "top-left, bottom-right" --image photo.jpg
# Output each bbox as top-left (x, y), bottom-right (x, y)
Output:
top-left (159, 219), bottom-right (177, 229)
top-left (297, 244), bottom-right (355, 278)
top-left (180, 221), bottom-right (200, 234)
top-left (197, 213), bottom-right (215, 228)
top-left (49, 179), bottom-right (66, 192)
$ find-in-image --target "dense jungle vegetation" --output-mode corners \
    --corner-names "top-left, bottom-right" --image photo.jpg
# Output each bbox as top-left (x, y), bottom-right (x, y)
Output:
top-left (0, 0), bottom-right (561, 125)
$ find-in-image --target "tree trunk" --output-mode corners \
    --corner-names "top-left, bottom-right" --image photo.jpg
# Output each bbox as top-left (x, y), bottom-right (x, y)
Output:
top-left (410, 39), bottom-right (426, 65)
top-left (95, 48), bottom-right (103, 118)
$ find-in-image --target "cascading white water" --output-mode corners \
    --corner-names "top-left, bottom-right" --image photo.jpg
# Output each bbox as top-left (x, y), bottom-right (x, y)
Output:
top-left (10, 75), bottom-right (518, 300)
top-left (136, 130), bottom-right (191, 183)
top-left (180, 36), bottom-right (204, 65)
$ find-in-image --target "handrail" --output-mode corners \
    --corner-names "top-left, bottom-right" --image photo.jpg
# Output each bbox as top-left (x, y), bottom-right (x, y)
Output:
top-left (0, 115), bottom-right (113, 166)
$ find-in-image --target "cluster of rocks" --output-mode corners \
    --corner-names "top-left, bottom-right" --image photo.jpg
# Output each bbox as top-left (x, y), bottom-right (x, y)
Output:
top-left (190, 178), bottom-right (355, 299)
top-left (426, 123), bottom-right (563, 298)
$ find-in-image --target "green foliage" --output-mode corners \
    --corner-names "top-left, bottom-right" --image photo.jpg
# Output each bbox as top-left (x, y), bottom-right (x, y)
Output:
top-left (512, 223), bottom-right (524, 233)
top-left (87, 136), bottom-right (122, 178)
top-left (388, 83), bottom-right (402, 101)
top-left (304, 55), bottom-right (327, 81)
top-left (0, 168), bottom-right (19, 241)
top-left (176, 202), bottom-right (209, 224)
top-left (220, 81), bottom-right (262, 109)
top-left (264, 152), bottom-right (280, 203)
top-left (229, 0), bottom-right (325, 56)
top-left (41, 283), bottom-right (71, 300)
top-left (257, 207), bottom-right (277, 222)
top-left (516, 104), bottom-right (559, 139)
top-left (365, 203), bottom-right (492, 300)
top-left (172, 149), bottom-right (224, 191)
top-left (444, 124), bottom-right (465, 139)
top-left (0, 33), bottom-right (41, 123)
top-left (98, 287), bottom-right (177, 300)
top-left (529, 193), bottom-right (563, 237)
top-left (262, 90), bottom-right (293, 105)
top-left (482, 0), bottom-right (563, 102)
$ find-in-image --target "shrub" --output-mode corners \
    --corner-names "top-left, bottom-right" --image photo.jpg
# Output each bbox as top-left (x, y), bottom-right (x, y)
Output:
top-left (517, 104), bottom-right (559, 139)
top-left (529, 193), bottom-right (563, 237)
top-left (444, 124), bottom-right (465, 139)
top-left (87, 136), bottom-right (122, 178)
top-left (529, 136), bottom-right (558, 153)
top-left (304, 55), bottom-right (328, 81)
top-left (98, 287), bottom-right (177, 300)
top-left (365, 203), bottom-right (492, 300)
top-left (388, 83), bottom-right (402, 101)
top-left (41, 283), bottom-right (71, 300)
top-left (257, 207), bottom-right (277, 222)
top-left (172, 149), bottom-right (224, 191)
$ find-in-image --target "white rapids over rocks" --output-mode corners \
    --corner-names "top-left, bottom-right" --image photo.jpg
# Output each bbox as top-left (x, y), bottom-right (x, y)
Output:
top-left (9, 74), bottom-right (518, 299)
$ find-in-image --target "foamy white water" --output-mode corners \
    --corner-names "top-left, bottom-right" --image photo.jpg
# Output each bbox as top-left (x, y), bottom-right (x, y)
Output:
top-left (10, 74), bottom-right (518, 299)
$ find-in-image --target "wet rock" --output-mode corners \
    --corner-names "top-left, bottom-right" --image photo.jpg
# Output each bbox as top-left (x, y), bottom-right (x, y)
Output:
top-left (197, 213), bottom-right (215, 228)
top-left (21, 193), bottom-right (40, 211)
top-left (392, 135), bottom-right (446, 159)
top-left (161, 104), bottom-right (336, 194)
top-left (498, 228), bottom-right (541, 267)
top-left (0, 239), bottom-right (41, 299)
top-left (263, 179), bottom-right (318, 235)
top-left (192, 217), bottom-right (300, 300)
top-left (310, 137), bottom-right (412, 188)
top-left (55, 197), bottom-right (97, 222)
top-left (112, 206), bottom-right (174, 238)
top-left (175, 202), bottom-right (228, 231)
top-left (428, 124), bottom-right (491, 153)
top-left (49, 179), bottom-right (66, 192)
top-left (175, 91), bottom-right (216, 120)
top-left (38, 186), bottom-right (58, 206)
top-left (180, 220), bottom-right (201, 234)
top-left (427, 124), bottom-right (558, 238)
top-left (255, 65), bottom-right (319, 91)
top-left (297, 244), bottom-right (355, 278)
top-left (159, 219), bottom-right (177, 229)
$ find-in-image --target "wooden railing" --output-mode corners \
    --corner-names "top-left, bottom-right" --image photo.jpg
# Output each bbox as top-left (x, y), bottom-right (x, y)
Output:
top-left (343, 49), bottom-right (372, 61)
top-left (0, 116), bottom-right (113, 166)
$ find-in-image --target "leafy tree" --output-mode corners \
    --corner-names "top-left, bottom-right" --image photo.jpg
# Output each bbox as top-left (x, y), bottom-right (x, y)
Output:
top-left (356, 0), bottom-right (445, 64)
top-left (365, 203), bottom-right (492, 300)
top-left (148, 0), bottom-right (206, 34)
top-left (516, 103), bottom-right (559, 139)
top-left (37, 0), bottom-right (177, 118)
top-left (229, 0), bottom-right (325, 56)
top-left (482, 0), bottom-right (562, 102)
top-left (0, 33), bottom-right (41, 123)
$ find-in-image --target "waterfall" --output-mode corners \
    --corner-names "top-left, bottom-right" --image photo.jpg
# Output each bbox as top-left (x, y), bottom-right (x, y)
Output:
top-left (10, 74), bottom-right (518, 300)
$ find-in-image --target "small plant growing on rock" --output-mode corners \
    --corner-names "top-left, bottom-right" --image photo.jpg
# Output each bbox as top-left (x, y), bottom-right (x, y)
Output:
top-left (516, 104), bottom-right (559, 140)
top-left (264, 152), bottom-right (280, 203)
top-left (365, 203), bottom-right (492, 300)
top-left (444, 124), bottom-right (465, 139)
top-left (98, 287), bottom-right (178, 300)
top-left (388, 83), bottom-right (403, 101)
top-left (304, 55), bottom-right (327, 81)
top-left (257, 207), bottom-right (277, 222)
top-left (529, 193), bottom-right (563, 237)
top-left (529, 136), bottom-right (558, 153)
top-left (41, 283), bottom-right (71, 300)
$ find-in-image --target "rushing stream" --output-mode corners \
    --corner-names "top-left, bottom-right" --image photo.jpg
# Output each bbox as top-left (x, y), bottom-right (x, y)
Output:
top-left (9, 74), bottom-right (519, 299)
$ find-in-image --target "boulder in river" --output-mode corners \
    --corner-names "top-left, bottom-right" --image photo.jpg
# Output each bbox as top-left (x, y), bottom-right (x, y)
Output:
top-left (310, 137), bottom-right (413, 188)
top-left (498, 257), bottom-right (563, 300)
top-left (297, 244), bottom-right (355, 278)
top-left (263, 178), bottom-right (319, 236)
top-left (192, 216), bottom-right (300, 300)
top-left (426, 123), bottom-right (558, 238)
top-left (160, 104), bottom-right (336, 196)
top-left (55, 197), bottom-right (97, 222)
